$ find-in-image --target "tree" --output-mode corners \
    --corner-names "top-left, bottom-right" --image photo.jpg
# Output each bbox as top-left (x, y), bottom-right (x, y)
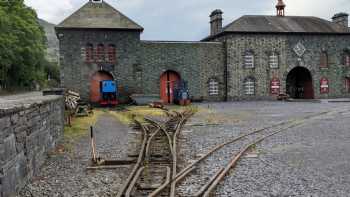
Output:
top-left (0, 0), bottom-right (47, 90)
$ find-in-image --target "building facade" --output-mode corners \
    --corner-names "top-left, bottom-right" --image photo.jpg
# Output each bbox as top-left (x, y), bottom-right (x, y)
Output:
top-left (56, 0), bottom-right (350, 103)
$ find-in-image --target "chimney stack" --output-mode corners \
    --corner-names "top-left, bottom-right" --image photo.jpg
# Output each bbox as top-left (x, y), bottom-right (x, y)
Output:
top-left (332, 13), bottom-right (349, 27)
top-left (210, 9), bottom-right (223, 36)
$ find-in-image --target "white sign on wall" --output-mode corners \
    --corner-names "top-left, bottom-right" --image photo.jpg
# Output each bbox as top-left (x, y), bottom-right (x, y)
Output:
top-left (293, 42), bottom-right (306, 57)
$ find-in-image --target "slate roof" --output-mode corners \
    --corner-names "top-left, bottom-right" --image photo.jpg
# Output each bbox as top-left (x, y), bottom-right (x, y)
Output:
top-left (204, 15), bottom-right (350, 40)
top-left (56, 1), bottom-right (143, 31)
top-left (223, 15), bottom-right (349, 33)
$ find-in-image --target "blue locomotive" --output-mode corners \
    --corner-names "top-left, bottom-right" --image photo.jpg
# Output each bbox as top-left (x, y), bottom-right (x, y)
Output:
top-left (100, 80), bottom-right (118, 106)
top-left (173, 80), bottom-right (191, 105)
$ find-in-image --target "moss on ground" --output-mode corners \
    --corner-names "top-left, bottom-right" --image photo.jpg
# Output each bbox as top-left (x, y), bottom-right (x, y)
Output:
top-left (61, 105), bottom-right (198, 152)
top-left (108, 106), bottom-right (166, 125)
top-left (63, 110), bottom-right (104, 152)
top-left (109, 105), bottom-right (198, 125)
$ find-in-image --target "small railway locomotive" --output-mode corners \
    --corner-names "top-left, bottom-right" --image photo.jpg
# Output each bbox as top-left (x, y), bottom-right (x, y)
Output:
top-left (99, 80), bottom-right (118, 106)
top-left (173, 80), bottom-right (191, 106)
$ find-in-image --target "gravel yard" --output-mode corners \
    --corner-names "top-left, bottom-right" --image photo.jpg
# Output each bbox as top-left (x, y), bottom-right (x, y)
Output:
top-left (17, 101), bottom-right (350, 197)
top-left (19, 113), bottom-right (131, 197)
top-left (177, 101), bottom-right (350, 197)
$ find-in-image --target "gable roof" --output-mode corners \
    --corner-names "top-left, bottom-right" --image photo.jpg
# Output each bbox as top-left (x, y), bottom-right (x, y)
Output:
top-left (204, 15), bottom-right (350, 40)
top-left (56, 1), bottom-right (143, 31)
top-left (224, 15), bottom-right (349, 33)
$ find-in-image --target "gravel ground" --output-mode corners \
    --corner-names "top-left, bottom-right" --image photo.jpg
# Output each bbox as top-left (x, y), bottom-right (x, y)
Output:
top-left (19, 114), bottom-right (131, 197)
top-left (16, 101), bottom-right (350, 197)
top-left (177, 101), bottom-right (350, 197)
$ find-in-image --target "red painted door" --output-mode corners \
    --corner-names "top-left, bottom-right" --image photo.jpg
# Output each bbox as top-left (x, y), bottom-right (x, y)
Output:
top-left (160, 71), bottom-right (180, 104)
top-left (304, 81), bottom-right (314, 99)
top-left (346, 78), bottom-right (350, 93)
top-left (90, 71), bottom-right (113, 103)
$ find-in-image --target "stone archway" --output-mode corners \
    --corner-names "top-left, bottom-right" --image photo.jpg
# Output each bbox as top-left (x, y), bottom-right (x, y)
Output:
top-left (90, 70), bottom-right (114, 103)
top-left (286, 67), bottom-right (314, 99)
top-left (160, 70), bottom-right (181, 104)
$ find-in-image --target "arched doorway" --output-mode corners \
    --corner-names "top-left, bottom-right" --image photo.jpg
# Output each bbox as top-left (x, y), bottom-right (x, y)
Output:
top-left (160, 71), bottom-right (180, 104)
top-left (90, 71), bottom-right (114, 103)
top-left (286, 67), bottom-right (314, 99)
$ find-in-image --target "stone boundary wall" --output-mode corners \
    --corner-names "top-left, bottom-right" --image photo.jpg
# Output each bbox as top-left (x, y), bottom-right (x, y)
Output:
top-left (0, 94), bottom-right (64, 197)
top-left (140, 41), bottom-right (225, 101)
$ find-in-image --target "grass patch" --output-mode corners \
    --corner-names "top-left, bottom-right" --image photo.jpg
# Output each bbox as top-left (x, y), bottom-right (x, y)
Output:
top-left (108, 106), bottom-right (166, 125)
top-left (63, 110), bottom-right (104, 152)
top-left (109, 105), bottom-right (198, 125)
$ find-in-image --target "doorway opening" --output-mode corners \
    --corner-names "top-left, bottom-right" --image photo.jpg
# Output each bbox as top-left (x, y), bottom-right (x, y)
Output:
top-left (90, 71), bottom-right (114, 103)
top-left (286, 67), bottom-right (314, 99)
top-left (160, 71), bottom-right (180, 104)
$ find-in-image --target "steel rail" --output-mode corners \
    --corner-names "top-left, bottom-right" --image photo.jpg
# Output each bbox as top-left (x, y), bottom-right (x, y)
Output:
top-left (144, 118), bottom-right (175, 155)
top-left (148, 167), bottom-right (171, 197)
top-left (193, 168), bottom-right (224, 197)
top-left (202, 120), bottom-right (304, 197)
top-left (125, 166), bottom-right (145, 197)
top-left (117, 120), bottom-right (148, 197)
top-left (170, 110), bottom-right (193, 197)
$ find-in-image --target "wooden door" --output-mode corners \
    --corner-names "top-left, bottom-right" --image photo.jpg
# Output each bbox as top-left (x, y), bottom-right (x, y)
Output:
top-left (90, 71), bottom-right (113, 103)
top-left (160, 71), bottom-right (180, 104)
top-left (304, 80), bottom-right (314, 99)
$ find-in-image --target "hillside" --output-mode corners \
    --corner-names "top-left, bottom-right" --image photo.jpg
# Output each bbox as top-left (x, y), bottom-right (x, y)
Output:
top-left (38, 19), bottom-right (59, 63)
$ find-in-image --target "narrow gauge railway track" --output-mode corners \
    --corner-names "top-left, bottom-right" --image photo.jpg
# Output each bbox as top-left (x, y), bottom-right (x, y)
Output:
top-left (117, 109), bottom-right (194, 197)
top-left (155, 107), bottom-right (350, 197)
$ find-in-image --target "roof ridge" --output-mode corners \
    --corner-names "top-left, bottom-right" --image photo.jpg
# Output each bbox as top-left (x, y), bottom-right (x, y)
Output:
top-left (57, 2), bottom-right (90, 27)
top-left (56, 1), bottom-right (143, 30)
top-left (219, 14), bottom-right (349, 35)
top-left (102, 1), bottom-right (143, 29)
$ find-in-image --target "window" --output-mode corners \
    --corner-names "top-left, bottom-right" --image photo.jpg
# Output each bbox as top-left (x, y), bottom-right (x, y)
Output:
top-left (346, 78), bottom-right (350, 93)
top-left (209, 79), bottom-right (219, 96)
top-left (269, 52), bottom-right (279, 69)
top-left (244, 78), bottom-right (255, 95)
top-left (244, 51), bottom-right (255, 69)
top-left (344, 52), bottom-right (350, 66)
top-left (108, 44), bottom-right (116, 63)
top-left (320, 51), bottom-right (328, 68)
top-left (96, 44), bottom-right (105, 62)
top-left (85, 44), bottom-right (94, 63)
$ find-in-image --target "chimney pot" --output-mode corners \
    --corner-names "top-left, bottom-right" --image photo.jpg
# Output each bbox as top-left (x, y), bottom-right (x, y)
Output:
top-left (332, 12), bottom-right (349, 27)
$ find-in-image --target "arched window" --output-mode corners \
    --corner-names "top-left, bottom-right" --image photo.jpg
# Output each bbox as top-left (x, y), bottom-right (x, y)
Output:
top-left (244, 77), bottom-right (255, 95)
top-left (96, 44), bottom-right (105, 62)
top-left (244, 51), bottom-right (255, 69)
top-left (86, 44), bottom-right (94, 63)
top-left (208, 78), bottom-right (219, 96)
top-left (320, 51), bottom-right (328, 68)
top-left (344, 52), bottom-right (350, 66)
top-left (269, 52), bottom-right (279, 69)
top-left (108, 44), bottom-right (116, 63)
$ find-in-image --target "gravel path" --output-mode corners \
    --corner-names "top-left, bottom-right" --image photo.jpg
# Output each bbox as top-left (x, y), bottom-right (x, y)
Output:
top-left (177, 101), bottom-right (350, 197)
top-left (19, 114), bottom-right (131, 197)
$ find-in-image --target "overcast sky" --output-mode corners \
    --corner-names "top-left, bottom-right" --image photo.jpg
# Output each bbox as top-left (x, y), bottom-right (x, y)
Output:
top-left (24, 0), bottom-right (350, 41)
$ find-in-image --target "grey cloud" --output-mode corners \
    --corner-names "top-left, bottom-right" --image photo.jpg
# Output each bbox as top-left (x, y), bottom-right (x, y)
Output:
top-left (25, 0), bottom-right (350, 41)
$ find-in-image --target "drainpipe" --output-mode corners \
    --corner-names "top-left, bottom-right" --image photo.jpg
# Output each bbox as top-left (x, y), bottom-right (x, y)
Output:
top-left (224, 40), bottom-right (228, 101)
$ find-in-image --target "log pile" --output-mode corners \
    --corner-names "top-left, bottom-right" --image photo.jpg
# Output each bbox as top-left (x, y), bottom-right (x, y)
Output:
top-left (65, 90), bottom-right (80, 110)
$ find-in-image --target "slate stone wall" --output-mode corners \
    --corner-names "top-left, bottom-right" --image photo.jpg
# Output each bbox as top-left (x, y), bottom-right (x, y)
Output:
top-left (56, 29), bottom-right (141, 100)
top-left (140, 41), bottom-right (225, 101)
top-left (58, 28), bottom-right (350, 102)
top-left (219, 33), bottom-right (350, 100)
top-left (0, 96), bottom-right (64, 197)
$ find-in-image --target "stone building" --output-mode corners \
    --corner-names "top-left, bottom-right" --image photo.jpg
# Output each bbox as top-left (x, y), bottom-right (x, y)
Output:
top-left (56, 0), bottom-right (350, 103)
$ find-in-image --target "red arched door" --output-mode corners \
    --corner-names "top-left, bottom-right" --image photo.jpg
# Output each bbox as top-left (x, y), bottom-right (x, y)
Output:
top-left (160, 71), bottom-right (180, 104)
top-left (90, 71), bottom-right (114, 103)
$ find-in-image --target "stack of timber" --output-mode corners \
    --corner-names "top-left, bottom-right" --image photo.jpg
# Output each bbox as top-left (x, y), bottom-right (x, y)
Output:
top-left (65, 90), bottom-right (80, 110)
